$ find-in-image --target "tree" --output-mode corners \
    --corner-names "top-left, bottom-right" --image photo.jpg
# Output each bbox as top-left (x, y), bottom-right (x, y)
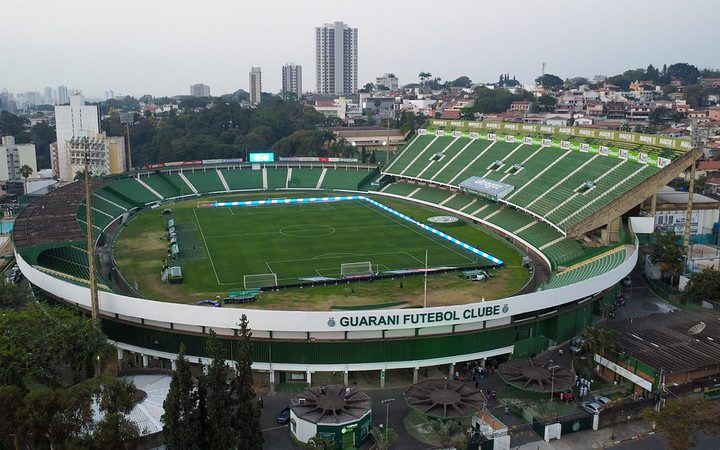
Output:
top-left (683, 83), bottom-right (707, 108)
top-left (682, 268), bottom-right (720, 305)
top-left (418, 72), bottom-right (432, 84)
top-left (581, 326), bottom-right (622, 357)
top-left (231, 314), bottom-right (263, 449)
top-left (649, 107), bottom-right (685, 126)
top-left (535, 74), bottom-right (564, 89)
top-left (368, 426), bottom-right (398, 450)
top-left (203, 330), bottom-right (233, 450)
top-left (451, 76), bottom-right (472, 88)
top-left (650, 231), bottom-right (686, 286)
top-left (19, 164), bottom-right (33, 195)
top-left (162, 344), bottom-right (201, 449)
top-left (643, 396), bottom-right (720, 450)
top-left (667, 63), bottom-right (700, 85)
top-left (359, 82), bottom-right (375, 93)
top-left (0, 111), bottom-right (28, 136)
top-left (537, 94), bottom-right (557, 111)
top-left (308, 433), bottom-right (336, 449)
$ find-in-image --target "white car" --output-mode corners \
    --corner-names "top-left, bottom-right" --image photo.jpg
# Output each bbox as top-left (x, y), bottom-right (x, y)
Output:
top-left (594, 395), bottom-right (611, 406)
top-left (581, 401), bottom-right (601, 415)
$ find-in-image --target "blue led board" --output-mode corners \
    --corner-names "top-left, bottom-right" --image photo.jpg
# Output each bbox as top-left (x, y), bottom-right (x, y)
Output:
top-left (248, 152), bottom-right (275, 163)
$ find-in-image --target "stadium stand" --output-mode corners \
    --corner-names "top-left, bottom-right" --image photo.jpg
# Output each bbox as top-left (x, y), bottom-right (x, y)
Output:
top-left (378, 181), bottom-right (584, 267)
top-left (266, 167), bottom-right (289, 189)
top-left (320, 167), bottom-right (378, 190)
top-left (106, 178), bottom-right (160, 205)
top-left (221, 168), bottom-right (264, 191)
top-left (542, 246), bottom-right (627, 289)
top-left (384, 135), bottom-right (660, 232)
top-left (182, 170), bottom-right (225, 194)
top-left (288, 167), bottom-right (324, 189)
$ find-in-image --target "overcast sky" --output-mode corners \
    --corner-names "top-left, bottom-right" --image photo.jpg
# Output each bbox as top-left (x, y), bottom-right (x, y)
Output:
top-left (3, 0), bottom-right (719, 99)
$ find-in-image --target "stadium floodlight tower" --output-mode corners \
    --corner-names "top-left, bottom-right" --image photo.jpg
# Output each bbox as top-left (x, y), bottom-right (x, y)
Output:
top-left (82, 136), bottom-right (100, 329)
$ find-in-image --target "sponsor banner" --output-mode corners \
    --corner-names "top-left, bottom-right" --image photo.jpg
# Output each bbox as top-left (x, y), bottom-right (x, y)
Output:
top-left (280, 157), bottom-right (359, 163)
top-left (453, 130), bottom-right (462, 138)
top-left (619, 149), bottom-right (629, 159)
top-left (560, 141), bottom-right (571, 150)
top-left (202, 159), bottom-right (223, 165)
top-left (450, 121), bottom-right (464, 127)
top-left (541, 138), bottom-right (552, 147)
top-left (505, 135), bottom-right (515, 143)
top-left (146, 157), bottom-right (244, 170)
top-left (523, 136), bottom-right (533, 145)
top-left (599, 146), bottom-right (609, 156)
top-left (469, 132), bottom-right (479, 139)
top-left (488, 133), bottom-right (497, 141)
top-left (658, 157), bottom-right (671, 168)
top-left (579, 143), bottom-right (590, 153)
top-left (435, 129), bottom-right (445, 137)
top-left (418, 128), bottom-right (428, 135)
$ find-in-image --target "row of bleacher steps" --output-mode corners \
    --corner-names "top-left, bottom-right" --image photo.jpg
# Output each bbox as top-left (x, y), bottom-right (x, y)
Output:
top-left (35, 244), bottom-right (111, 291)
top-left (542, 246), bottom-right (627, 289)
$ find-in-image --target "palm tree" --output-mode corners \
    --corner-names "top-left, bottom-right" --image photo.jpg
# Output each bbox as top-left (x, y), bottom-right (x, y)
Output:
top-left (19, 164), bottom-right (33, 195)
top-left (581, 326), bottom-right (622, 358)
top-left (418, 72), bottom-right (432, 84)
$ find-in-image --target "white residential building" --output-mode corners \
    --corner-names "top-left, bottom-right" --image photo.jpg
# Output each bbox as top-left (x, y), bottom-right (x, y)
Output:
top-left (57, 85), bottom-right (69, 104)
top-left (249, 67), bottom-right (262, 105)
top-left (316, 21), bottom-right (358, 94)
top-left (375, 73), bottom-right (398, 90)
top-left (0, 136), bottom-right (36, 182)
top-left (54, 94), bottom-right (101, 181)
top-left (65, 133), bottom-right (125, 178)
top-left (282, 64), bottom-right (303, 99)
top-left (190, 83), bottom-right (211, 97)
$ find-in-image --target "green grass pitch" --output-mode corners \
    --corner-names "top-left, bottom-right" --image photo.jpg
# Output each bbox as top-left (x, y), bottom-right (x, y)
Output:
top-left (192, 199), bottom-right (492, 286)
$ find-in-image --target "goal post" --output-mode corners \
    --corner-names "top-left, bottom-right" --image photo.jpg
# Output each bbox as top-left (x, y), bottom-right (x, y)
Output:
top-left (243, 273), bottom-right (278, 289)
top-left (340, 261), bottom-right (373, 278)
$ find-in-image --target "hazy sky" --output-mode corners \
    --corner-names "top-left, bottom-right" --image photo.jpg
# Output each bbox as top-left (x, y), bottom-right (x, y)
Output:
top-left (3, 0), bottom-right (719, 98)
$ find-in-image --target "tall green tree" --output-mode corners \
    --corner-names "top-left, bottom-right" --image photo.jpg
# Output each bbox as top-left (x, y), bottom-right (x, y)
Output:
top-left (650, 231), bottom-right (686, 286)
top-left (203, 330), bottom-right (234, 450)
top-left (535, 74), bottom-right (564, 89)
top-left (162, 344), bottom-right (201, 449)
top-left (682, 268), bottom-right (720, 305)
top-left (643, 396), bottom-right (720, 450)
top-left (231, 314), bottom-right (263, 449)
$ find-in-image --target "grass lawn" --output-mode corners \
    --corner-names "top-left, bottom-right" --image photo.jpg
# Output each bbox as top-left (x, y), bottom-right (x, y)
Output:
top-left (113, 192), bottom-right (530, 310)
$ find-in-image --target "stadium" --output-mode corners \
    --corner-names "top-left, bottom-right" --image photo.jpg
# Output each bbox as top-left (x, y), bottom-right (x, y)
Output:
top-left (13, 119), bottom-right (700, 387)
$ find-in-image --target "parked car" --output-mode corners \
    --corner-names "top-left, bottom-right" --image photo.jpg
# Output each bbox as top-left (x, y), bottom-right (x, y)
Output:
top-left (581, 401), bottom-right (601, 415)
top-left (570, 336), bottom-right (585, 355)
top-left (5, 265), bottom-right (21, 284)
top-left (594, 395), bottom-right (611, 406)
top-left (276, 407), bottom-right (291, 424)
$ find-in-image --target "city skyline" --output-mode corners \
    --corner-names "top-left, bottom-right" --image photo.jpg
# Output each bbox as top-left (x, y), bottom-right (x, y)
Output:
top-left (2, 0), bottom-right (720, 98)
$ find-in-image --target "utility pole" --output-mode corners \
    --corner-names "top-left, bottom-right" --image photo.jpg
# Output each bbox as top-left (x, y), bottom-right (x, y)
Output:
top-left (683, 124), bottom-right (700, 256)
top-left (380, 397), bottom-right (395, 440)
top-left (83, 137), bottom-right (100, 329)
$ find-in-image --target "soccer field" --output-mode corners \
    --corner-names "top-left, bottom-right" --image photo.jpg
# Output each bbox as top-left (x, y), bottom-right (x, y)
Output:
top-left (192, 198), bottom-right (493, 286)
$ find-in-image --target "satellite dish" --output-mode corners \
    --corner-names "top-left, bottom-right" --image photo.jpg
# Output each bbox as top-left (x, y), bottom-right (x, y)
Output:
top-left (688, 322), bottom-right (706, 335)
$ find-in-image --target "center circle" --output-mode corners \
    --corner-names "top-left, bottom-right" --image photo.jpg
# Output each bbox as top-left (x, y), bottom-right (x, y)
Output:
top-left (279, 224), bottom-right (335, 237)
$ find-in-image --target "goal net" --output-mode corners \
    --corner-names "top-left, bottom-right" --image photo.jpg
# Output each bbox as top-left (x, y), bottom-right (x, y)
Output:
top-left (340, 262), bottom-right (373, 279)
top-left (243, 273), bottom-right (278, 289)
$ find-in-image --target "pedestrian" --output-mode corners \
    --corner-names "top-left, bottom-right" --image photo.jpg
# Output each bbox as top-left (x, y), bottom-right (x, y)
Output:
top-left (504, 405), bottom-right (509, 416)
top-left (259, 397), bottom-right (263, 409)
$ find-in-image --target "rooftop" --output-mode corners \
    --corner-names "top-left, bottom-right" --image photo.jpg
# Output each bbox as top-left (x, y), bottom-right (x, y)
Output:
top-left (606, 309), bottom-right (720, 375)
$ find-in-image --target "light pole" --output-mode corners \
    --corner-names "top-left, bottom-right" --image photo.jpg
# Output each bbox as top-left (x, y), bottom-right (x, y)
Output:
top-left (383, 141), bottom-right (388, 165)
top-left (380, 397), bottom-right (395, 440)
top-left (549, 364), bottom-right (560, 402)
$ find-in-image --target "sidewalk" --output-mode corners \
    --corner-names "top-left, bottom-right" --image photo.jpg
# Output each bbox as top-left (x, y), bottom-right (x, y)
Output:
top-left (516, 419), bottom-right (655, 450)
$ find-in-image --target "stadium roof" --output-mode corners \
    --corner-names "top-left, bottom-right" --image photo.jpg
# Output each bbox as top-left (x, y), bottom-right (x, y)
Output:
top-left (606, 310), bottom-right (720, 375)
top-left (459, 176), bottom-right (514, 200)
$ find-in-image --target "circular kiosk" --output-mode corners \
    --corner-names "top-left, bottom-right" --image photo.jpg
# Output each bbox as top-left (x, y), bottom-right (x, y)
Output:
top-left (404, 379), bottom-right (487, 419)
top-left (497, 355), bottom-right (575, 393)
top-left (289, 385), bottom-right (372, 448)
